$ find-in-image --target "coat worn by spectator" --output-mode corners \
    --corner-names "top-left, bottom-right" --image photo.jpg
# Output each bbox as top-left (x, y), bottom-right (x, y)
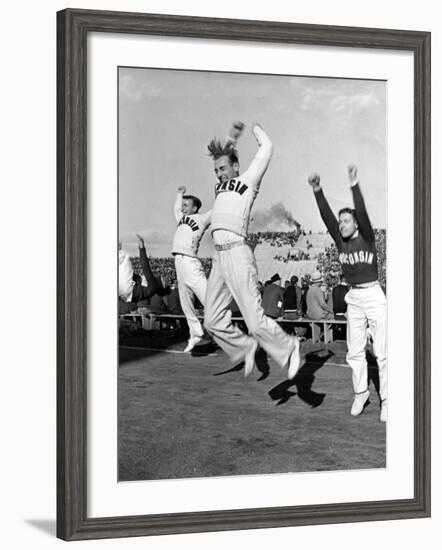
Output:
top-left (332, 282), bottom-right (350, 318)
top-left (262, 273), bottom-right (284, 319)
top-left (306, 271), bottom-right (334, 320)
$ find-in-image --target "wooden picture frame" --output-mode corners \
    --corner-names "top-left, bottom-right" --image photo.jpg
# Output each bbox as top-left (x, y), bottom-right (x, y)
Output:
top-left (57, 8), bottom-right (431, 541)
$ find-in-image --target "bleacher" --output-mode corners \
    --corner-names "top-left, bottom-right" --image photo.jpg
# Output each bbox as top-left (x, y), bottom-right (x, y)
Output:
top-left (120, 312), bottom-right (347, 344)
top-left (121, 231), bottom-right (344, 343)
top-left (253, 231), bottom-right (331, 282)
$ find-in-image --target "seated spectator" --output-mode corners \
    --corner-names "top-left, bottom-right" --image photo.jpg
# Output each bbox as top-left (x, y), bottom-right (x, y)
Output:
top-left (262, 273), bottom-right (284, 319)
top-left (145, 282), bottom-right (170, 314)
top-left (306, 271), bottom-right (334, 320)
top-left (332, 274), bottom-right (350, 319)
top-left (283, 275), bottom-right (302, 320)
top-left (165, 280), bottom-right (183, 314)
top-left (320, 284), bottom-right (333, 312)
top-left (119, 297), bottom-right (138, 315)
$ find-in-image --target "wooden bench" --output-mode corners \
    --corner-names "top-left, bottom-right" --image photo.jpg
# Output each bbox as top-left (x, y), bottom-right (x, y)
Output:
top-left (148, 313), bottom-right (347, 343)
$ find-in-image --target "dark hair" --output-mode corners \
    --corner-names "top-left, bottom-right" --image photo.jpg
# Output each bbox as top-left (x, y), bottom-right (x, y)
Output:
top-left (290, 275), bottom-right (299, 284)
top-left (207, 138), bottom-right (239, 165)
top-left (183, 195), bottom-right (202, 213)
top-left (338, 207), bottom-right (357, 222)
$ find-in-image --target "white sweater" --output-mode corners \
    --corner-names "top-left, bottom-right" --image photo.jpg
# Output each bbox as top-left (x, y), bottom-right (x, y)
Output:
top-left (210, 125), bottom-right (273, 238)
top-left (172, 192), bottom-right (211, 257)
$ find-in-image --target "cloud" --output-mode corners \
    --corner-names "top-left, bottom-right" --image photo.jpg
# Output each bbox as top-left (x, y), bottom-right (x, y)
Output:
top-left (119, 74), bottom-right (162, 102)
top-left (300, 84), bottom-right (381, 118)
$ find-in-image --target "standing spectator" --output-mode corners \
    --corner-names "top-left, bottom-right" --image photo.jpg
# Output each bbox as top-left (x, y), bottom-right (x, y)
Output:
top-left (306, 271), bottom-right (334, 320)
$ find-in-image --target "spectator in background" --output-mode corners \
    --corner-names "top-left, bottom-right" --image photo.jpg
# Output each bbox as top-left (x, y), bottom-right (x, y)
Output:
top-left (283, 275), bottom-right (298, 320)
top-left (320, 283), bottom-right (333, 312)
top-left (166, 279), bottom-right (183, 315)
top-left (306, 271), bottom-right (334, 320)
top-left (119, 237), bottom-right (161, 314)
top-left (283, 275), bottom-right (303, 319)
top-left (262, 273), bottom-right (284, 319)
top-left (332, 274), bottom-right (350, 319)
top-left (118, 242), bottom-right (135, 304)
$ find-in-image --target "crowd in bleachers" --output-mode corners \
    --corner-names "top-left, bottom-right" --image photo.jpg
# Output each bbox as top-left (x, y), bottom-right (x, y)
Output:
top-left (247, 230), bottom-right (300, 249)
top-left (120, 230), bottom-right (386, 325)
top-left (273, 250), bottom-right (311, 262)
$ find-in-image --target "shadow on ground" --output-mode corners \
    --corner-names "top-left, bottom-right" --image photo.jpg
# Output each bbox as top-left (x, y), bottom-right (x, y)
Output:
top-left (268, 349), bottom-right (333, 407)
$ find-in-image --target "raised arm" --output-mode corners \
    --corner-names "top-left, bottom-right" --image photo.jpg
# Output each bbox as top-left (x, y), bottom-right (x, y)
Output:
top-left (174, 186), bottom-right (186, 222)
top-left (135, 234), bottom-right (160, 297)
top-left (308, 173), bottom-right (341, 244)
top-left (246, 123), bottom-right (274, 185)
top-left (348, 165), bottom-right (375, 242)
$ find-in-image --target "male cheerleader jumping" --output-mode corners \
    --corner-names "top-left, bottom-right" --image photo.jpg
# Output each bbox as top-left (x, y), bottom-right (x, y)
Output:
top-left (203, 122), bottom-right (301, 379)
top-left (308, 165), bottom-right (387, 422)
top-left (172, 187), bottom-right (212, 352)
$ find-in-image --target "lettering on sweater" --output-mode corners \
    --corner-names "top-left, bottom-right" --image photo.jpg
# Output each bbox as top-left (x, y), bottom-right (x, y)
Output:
top-left (215, 179), bottom-right (248, 196)
top-left (339, 251), bottom-right (374, 266)
top-left (178, 216), bottom-right (200, 232)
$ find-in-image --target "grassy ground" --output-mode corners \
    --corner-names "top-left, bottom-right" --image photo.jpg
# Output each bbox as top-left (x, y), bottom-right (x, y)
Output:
top-left (118, 329), bottom-right (385, 481)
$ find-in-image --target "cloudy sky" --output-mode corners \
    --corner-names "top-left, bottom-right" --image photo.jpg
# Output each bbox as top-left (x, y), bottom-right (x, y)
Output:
top-left (119, 67), bottom-right (386, 257)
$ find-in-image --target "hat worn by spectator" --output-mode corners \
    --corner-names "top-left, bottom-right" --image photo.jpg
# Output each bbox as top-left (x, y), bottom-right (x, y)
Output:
top-left (310, 270), bottom-right (323, 283)
top-left (270, 273), bottom-right (281, 283)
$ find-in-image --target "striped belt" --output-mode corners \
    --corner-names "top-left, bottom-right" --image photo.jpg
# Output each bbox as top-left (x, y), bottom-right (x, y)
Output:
top-left (214, 240), bottom-right (247, 252)
top-left (350, 280), bottom-right (379, 289)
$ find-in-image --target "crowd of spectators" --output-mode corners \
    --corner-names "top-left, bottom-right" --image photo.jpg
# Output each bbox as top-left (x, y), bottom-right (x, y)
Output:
top-left (247, 230), bottom-right (300, 250)
top-left (121, 229), bottom-right (386, 323)
top-left (273, 250), bottom-right (311, 262)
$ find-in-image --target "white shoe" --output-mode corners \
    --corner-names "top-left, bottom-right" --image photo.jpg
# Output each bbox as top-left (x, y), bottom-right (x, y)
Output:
top-left (380, 400), bottom-right (387, 422)
top-left (287, 338), bottom-right (301, 380)
top-left (183, 336), bottom-right (203, 353)
top-left (350, 390), bottom-right (370, 416)
top-left (244, 339), bottom-right (258, 378)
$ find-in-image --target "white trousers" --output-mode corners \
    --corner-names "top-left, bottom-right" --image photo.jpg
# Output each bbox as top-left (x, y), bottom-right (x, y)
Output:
top-left (204, 245), bottom-right (297, 366)
top-left (345, 284), bottom-right (387, 401)
top-left (174, 255), bottom-right (207, 339)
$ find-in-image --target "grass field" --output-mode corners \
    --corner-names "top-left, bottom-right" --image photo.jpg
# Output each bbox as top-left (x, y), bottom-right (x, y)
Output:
top-left (118, 330), bottom-right (386, 481)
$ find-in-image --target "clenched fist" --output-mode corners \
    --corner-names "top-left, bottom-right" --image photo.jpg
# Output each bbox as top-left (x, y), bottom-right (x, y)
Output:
top-left (228, 121), bottom-right (245, 142)
top-left (308, 173), bottom-right (321, 190)
top-left (177, 185), bottom-right (186, 194)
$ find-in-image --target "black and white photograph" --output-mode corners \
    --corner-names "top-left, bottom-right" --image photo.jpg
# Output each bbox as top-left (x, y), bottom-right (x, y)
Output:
top-left (117, 66), bottom-right (388, 482)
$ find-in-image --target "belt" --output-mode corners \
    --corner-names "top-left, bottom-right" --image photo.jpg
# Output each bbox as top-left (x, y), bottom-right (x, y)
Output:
top-left (214, 240), bottom-right (247, 252)
top-left (350, 281), bottom-right (379, 289)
